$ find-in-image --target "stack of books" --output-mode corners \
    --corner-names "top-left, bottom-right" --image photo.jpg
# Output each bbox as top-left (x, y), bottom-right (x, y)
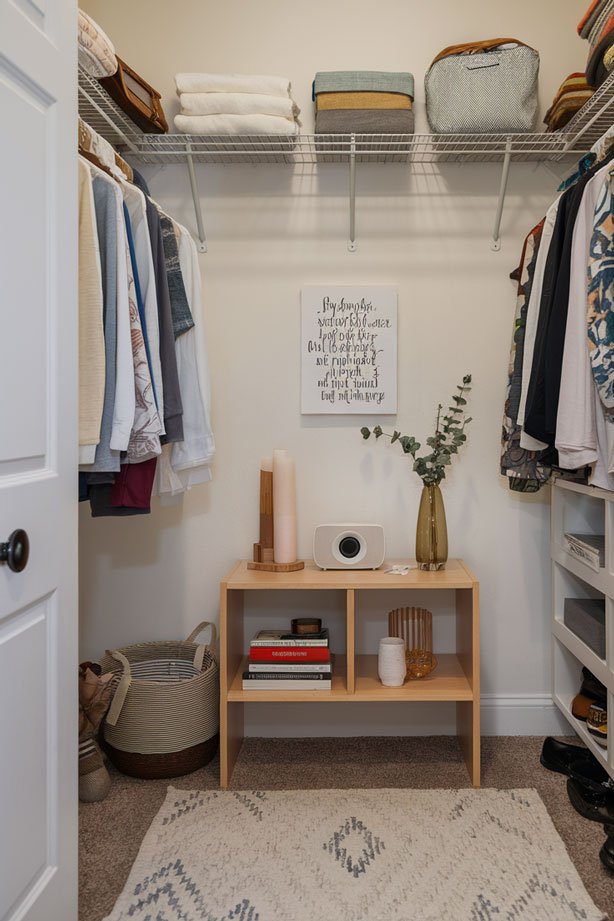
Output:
top-left (242, 628), bottom-right (331, 690)
top-left (564, 532), bottom-right (605, 573)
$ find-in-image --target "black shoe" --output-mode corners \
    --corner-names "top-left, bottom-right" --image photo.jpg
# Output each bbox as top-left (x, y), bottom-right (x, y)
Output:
top-left (540, 737), bottom-right (610, 791)
top-left (601, 835), bottom-right (614, 873)
top-left (580, 667), bottom-right (607, 705)
top-left (567, 777), bottom-right (614, 824)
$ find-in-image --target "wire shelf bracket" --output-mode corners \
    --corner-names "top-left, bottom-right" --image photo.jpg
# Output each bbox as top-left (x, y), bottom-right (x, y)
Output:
top-left (185, 143), bottom-right (208, 253)
top-left (491, 138), bottom-right (513, 252)
top-left (348, 134), bottom-right (357, 252)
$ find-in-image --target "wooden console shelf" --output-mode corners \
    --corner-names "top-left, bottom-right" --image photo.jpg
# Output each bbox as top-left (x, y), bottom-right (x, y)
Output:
top-left (219, 559), bottom-right (480, 787)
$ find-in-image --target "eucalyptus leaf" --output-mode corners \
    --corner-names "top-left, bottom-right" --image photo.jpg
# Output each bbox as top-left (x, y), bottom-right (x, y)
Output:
top-left (358, 374), bottom-right (472, 487)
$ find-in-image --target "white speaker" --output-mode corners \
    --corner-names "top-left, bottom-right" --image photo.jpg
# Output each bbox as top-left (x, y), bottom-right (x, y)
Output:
top-left (313, 524), bottom-right (385, 570)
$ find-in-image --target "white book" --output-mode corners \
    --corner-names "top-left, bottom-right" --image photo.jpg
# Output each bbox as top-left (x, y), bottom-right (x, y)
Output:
top-left (564, 533), bottom-right (605, 572)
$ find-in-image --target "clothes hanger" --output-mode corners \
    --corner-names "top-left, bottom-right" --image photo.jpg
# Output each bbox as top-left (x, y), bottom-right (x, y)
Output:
top-left (79, 146), bottom-right (116, 180)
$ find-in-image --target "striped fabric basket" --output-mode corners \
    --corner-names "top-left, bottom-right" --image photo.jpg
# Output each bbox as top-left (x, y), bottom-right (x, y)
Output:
top-left (100, 622), bottom-right (219, 779)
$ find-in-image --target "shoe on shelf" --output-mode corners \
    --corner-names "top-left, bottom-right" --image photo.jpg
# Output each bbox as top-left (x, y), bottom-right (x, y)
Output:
top-left (567, 777), bottom-right (614, 824)
top-left (580, 666), bottom-right (607, 703)
top-left (540, 737), bottom-right (610, 790)
top-left (587, 704), bottom-right (608, 748)
top-left (571, 667), bottom-right (606, 722)
top-left (572, 692), bottom-right (597, 722)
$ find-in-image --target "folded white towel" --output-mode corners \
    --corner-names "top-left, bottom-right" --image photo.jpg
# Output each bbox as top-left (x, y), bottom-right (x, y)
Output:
top-left (175, 73), bottom-right (292, 97)
top-left (174, 113), bottom-right (299, 135)
top-left (180, 92), bottom-right (300, 121)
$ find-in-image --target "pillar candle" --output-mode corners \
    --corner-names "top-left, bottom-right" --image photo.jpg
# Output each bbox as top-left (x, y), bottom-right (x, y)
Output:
top-left (273, 449), bottom-right (297, 564)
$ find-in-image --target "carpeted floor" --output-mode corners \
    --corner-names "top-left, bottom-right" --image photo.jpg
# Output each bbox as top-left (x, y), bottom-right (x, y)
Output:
top-left (79, 736), bottom-right (614, 921)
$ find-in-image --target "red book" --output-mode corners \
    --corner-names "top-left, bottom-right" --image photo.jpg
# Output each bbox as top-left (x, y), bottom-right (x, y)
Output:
top-left (249, 646), bottom-right (331, 663)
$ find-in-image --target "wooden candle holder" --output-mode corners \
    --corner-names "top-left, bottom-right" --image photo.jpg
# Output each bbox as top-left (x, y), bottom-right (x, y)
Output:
top-left (247, 560), bottom-right (305, 572)
top-left (249, 466), bottom-right (304, 572)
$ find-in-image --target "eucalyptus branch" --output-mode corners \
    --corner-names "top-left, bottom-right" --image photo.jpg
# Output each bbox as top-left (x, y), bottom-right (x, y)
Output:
top-left (360, 374), bottom-right (473, 487)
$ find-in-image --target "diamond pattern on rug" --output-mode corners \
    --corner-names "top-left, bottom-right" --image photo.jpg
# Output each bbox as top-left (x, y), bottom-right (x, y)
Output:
top-left (323, 817), bottom-right (385, 877)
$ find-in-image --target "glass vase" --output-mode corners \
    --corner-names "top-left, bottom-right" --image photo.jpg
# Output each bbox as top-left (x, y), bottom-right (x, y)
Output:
top-left (415, 483), bottom-right (448, 571)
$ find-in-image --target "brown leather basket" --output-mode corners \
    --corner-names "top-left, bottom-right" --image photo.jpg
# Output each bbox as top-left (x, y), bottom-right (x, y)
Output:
top-left (100, 56), bottom-right (168, 133)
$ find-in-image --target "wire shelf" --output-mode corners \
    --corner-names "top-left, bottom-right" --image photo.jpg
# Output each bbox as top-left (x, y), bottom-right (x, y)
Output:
top-left (78, 66), bottom-right (614, 165)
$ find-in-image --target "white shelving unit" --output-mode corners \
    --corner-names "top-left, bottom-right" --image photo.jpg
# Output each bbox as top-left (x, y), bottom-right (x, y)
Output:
top-left (551, 478), bottom-right (614, 777)
top-left (78, 67), bottom-right (614, 252)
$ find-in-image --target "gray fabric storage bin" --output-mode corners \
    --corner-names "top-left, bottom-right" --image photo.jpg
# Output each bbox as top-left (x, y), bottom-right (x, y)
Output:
top-left (564, 598), bottom-right (605, 659)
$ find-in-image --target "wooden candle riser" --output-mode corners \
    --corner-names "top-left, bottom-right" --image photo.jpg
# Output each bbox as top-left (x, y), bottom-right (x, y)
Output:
top-left (259, 469), bottom-right (274, 552)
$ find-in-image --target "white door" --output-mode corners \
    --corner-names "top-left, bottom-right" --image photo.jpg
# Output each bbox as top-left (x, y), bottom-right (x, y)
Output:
top-left (0, 0), bottom-right (78, 919)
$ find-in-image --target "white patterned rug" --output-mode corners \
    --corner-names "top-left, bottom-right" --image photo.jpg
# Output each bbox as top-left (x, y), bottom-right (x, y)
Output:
top-left (103, 787), bottom-right (606, 921)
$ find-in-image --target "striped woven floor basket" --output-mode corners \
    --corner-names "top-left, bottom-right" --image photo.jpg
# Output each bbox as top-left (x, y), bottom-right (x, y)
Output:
top-left (100, 622), bottom-right (219, 779)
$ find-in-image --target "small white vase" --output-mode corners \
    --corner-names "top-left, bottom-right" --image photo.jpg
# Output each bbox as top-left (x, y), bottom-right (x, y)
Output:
top-left (378, 637), bottom-right (406, 687)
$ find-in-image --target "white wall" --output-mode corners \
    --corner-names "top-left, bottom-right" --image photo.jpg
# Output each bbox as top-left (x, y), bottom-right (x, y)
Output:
top-left (79, 0), bottom-right (586, 735)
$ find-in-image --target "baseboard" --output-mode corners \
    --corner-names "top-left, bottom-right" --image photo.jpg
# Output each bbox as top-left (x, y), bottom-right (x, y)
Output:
top-left (244, 695), bottom-right (572, 738)
top-left (480, 694), bottom-right (571, 736)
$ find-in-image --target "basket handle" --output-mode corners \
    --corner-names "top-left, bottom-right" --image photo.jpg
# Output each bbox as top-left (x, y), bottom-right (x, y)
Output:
top-left (430, 38), bottom-right (535, 67)
top-left (105, 650), bottom-right (132, 727)
top-left (185, 621), bottom-right (217, 671)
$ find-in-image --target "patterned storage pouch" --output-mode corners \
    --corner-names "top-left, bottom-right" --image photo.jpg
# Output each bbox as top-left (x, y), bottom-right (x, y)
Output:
top-left (78, 9), bottom-right (118, 79)
top-left (425, 38), bottom-right (539, 134)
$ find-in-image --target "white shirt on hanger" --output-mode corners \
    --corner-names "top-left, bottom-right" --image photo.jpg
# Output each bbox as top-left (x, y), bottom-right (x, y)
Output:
top-left (171, 226), bottom-right (215, 480)
top-left (589, 383), bottom-right (614, 489)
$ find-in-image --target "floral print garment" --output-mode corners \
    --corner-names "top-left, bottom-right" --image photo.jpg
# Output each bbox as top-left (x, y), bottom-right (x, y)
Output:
top-left (587, 170), bottom-right (614, 408)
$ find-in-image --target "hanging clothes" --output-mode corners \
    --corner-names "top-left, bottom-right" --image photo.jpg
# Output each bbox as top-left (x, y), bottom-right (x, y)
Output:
top-left (524, 150), bottom-right (614, 447)
top-left (78, 158), bottom-right (105, 462)
top-left (587, 171), bottom-right (614, 407)
top-left (158, 213), bottom-right (194, 338)
top-left (131, 169), bottom-right (184, 443)
top-left (84, 172), bottom-right (121, 473)
top-left (155, 224), bottom-right (215, 496)
top-left (501, 130), bottom-right (614, 492)
top-left (123, 207), bottom-right (163, 462)
top-left (500, 222), bottom-right (551, 492)
top-left (517, 195), bottom-right (562, 452)
top-left (121, 181), bottom-right (165, 428)
top-left (77, 119), bottom-right (214, 516)
top-left (555, 161), bottom-right (613, 470)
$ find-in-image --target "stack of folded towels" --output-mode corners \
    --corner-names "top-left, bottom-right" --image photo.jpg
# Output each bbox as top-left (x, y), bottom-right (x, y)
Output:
top-left (578, 0), bottom-right (614, 87)
top-left (174, 73), bottom-right (301, 135)
top-left (313, 71), bottom-right (415, 134)
top-left (543, 72), bottom-right (594, 131)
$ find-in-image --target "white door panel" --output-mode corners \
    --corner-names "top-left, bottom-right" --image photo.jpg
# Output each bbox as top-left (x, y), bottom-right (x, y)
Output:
top-left (0, 0), bottom-right (77, 920)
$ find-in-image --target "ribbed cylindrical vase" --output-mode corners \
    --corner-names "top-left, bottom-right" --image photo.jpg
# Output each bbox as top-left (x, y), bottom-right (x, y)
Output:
top-left (377, 637), bottom-right (407, 687)
top-left (415, 483), bottom-right (448, 571)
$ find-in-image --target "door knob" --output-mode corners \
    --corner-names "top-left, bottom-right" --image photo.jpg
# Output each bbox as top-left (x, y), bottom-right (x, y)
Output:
top-left (0, 529), bottom-right (30, 573)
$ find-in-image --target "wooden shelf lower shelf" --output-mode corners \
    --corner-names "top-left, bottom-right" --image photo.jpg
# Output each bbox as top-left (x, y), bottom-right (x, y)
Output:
top-left (354, 654), bottom-right (473, 702)
top-left (227, 654), bottom-right (473, 703)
